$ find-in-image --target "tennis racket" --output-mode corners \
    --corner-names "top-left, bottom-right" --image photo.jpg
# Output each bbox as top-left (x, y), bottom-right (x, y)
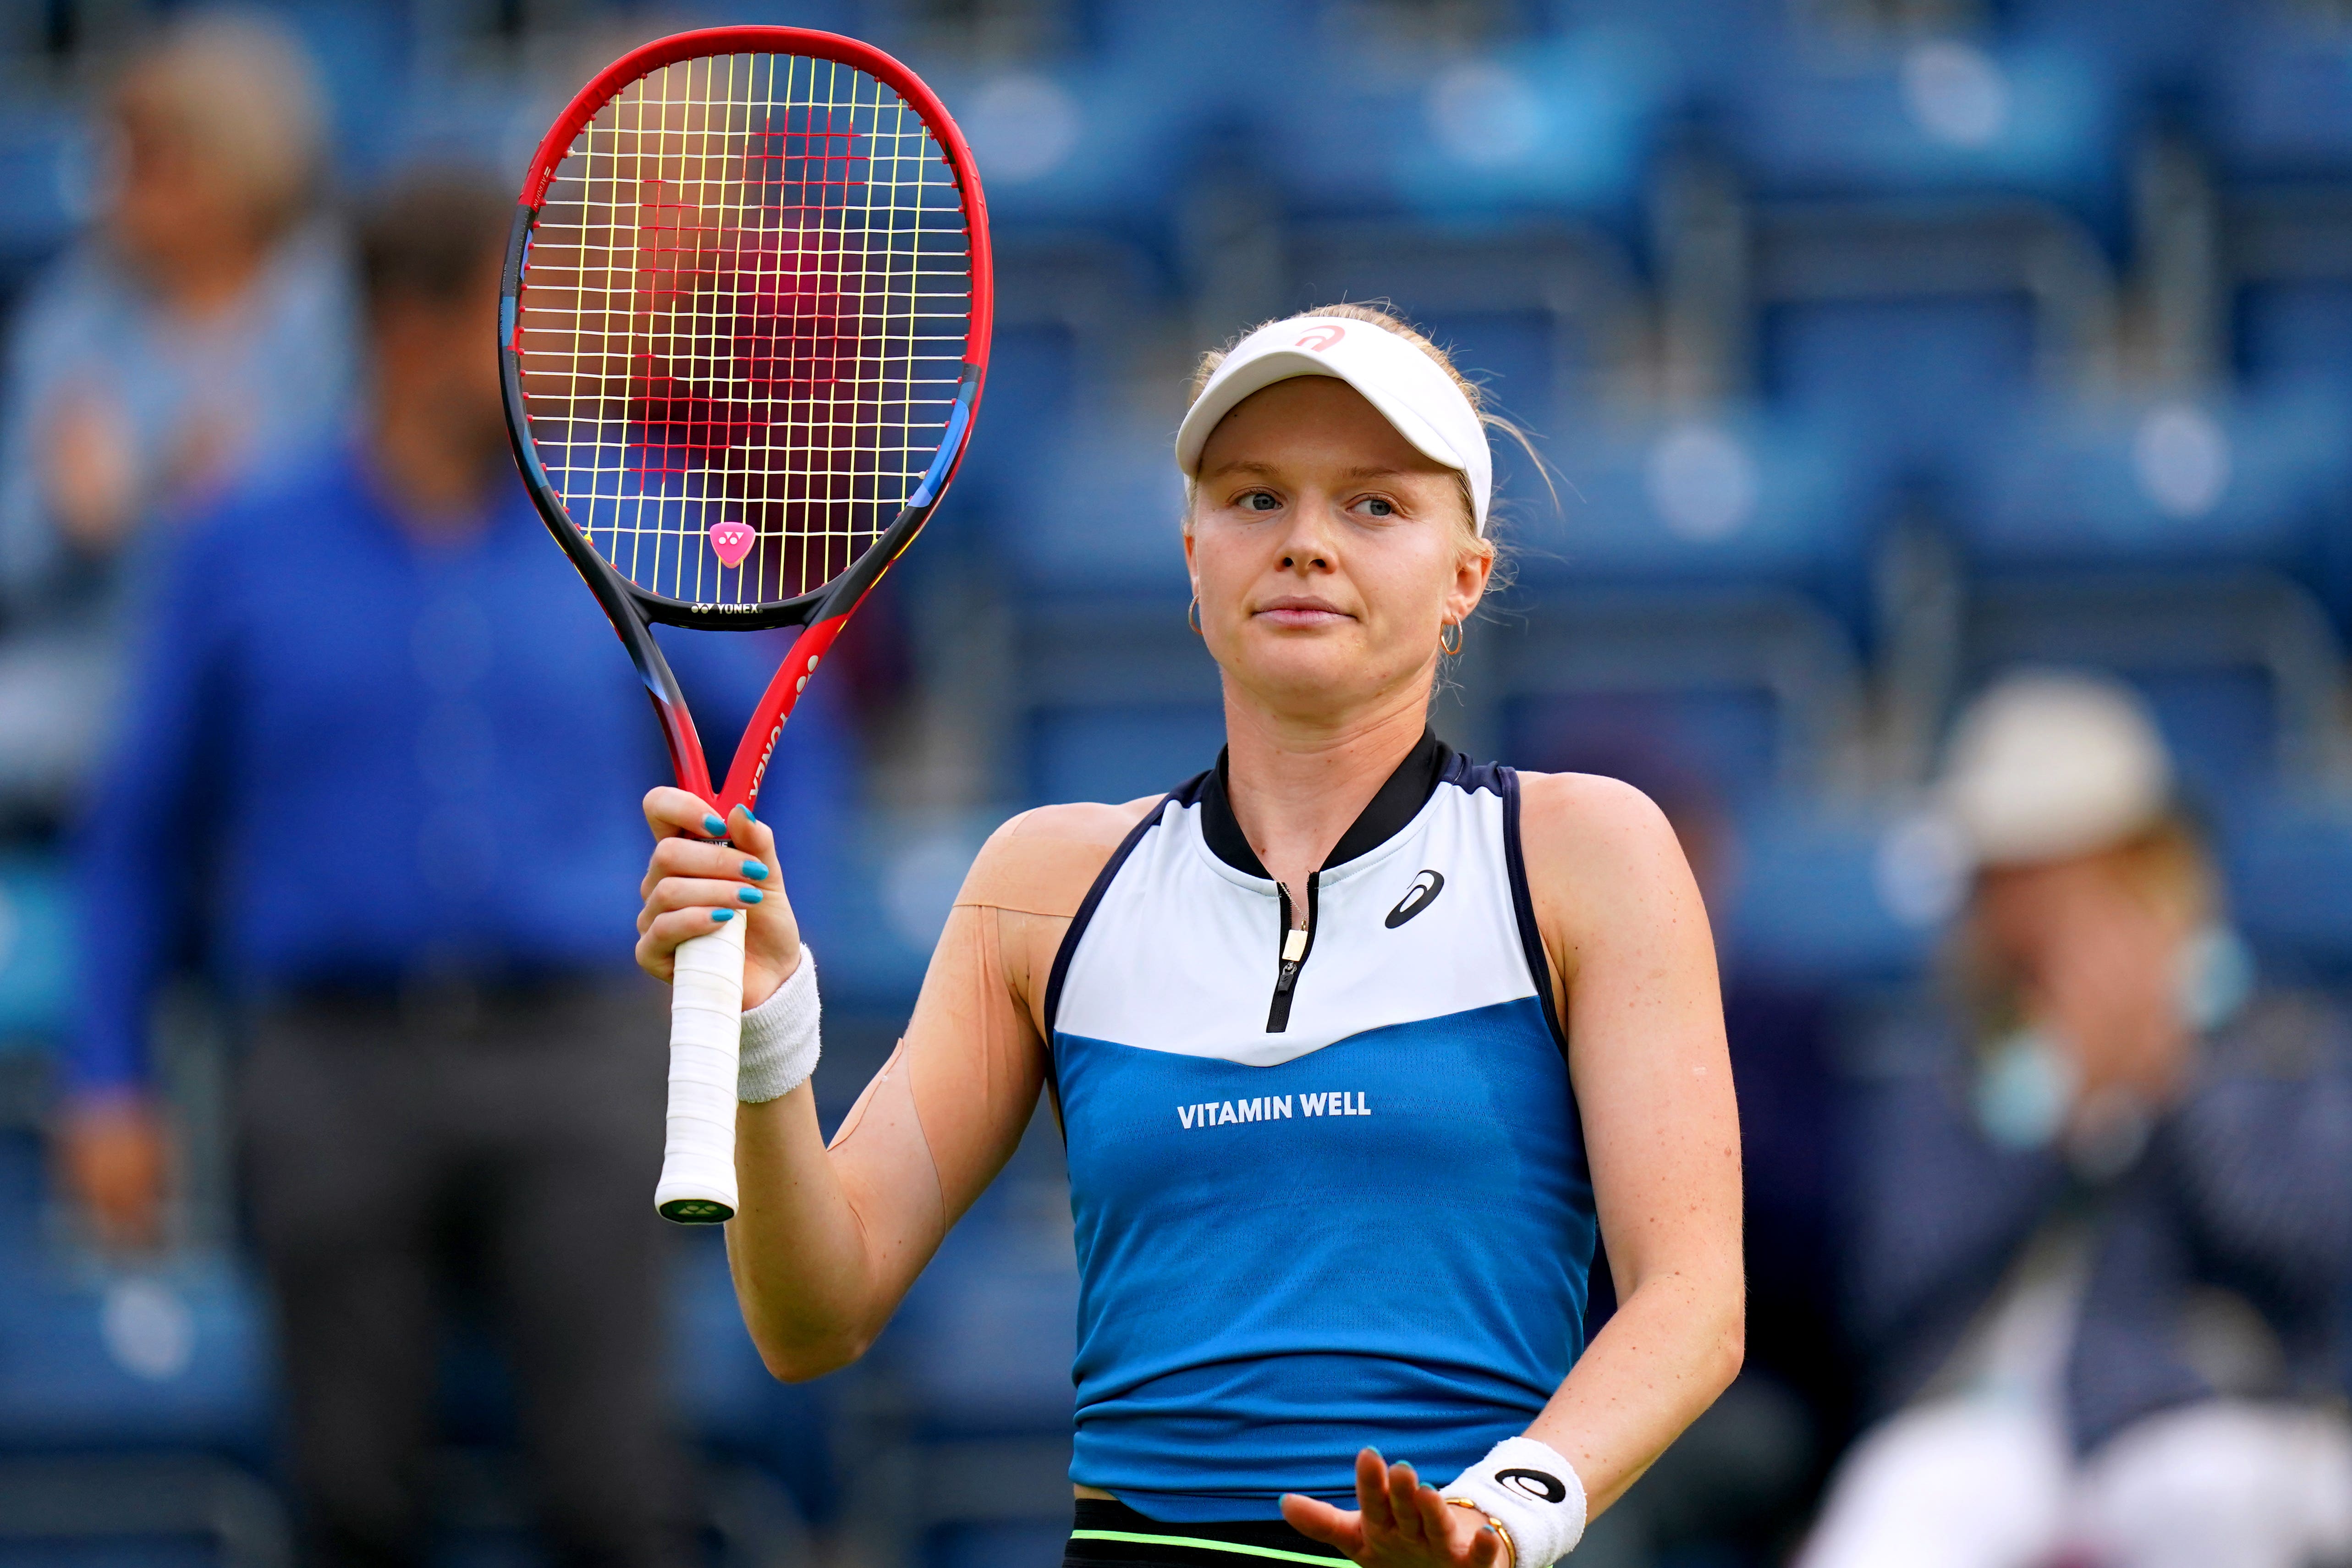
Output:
top-left (500, 27), bottom-right (991, 1223)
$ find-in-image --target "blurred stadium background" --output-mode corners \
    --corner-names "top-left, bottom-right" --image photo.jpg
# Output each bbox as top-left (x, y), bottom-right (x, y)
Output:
top-left (4, 0), bottom-right (2352, 1564)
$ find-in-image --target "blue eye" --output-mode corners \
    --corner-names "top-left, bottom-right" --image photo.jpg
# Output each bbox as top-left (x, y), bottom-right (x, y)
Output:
top-left (1242, 491), bottom-right (1280, 512)
top-left (1363, 497), bottom-right (1394, 517)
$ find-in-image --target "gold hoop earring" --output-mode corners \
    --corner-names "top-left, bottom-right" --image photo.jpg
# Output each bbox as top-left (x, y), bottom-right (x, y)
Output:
top-left (1187, 596), bottom-right (1203, 635)
top-left (1439, 621), bottom-right (1463, 657)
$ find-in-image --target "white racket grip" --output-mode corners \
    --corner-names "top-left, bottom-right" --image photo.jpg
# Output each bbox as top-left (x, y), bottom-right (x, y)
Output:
top-left (654, 916), bottom-right (747, 1222)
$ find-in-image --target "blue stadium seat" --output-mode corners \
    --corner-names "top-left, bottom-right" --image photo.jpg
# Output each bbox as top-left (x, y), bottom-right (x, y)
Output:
top-left (1507, 689), bottom-right (1785, 814)
top-left (1487, 407), bottom-right (1872, 807)
top-left (2226, 803), bottom-right (2352, 985)
top-left (1263, 29), bottom-right (1667, 228)
top-left (0, 1260), bottom-right (273, 1462)
top-left (2237, 274), bottom-right (2352, 400)
top-left (1542, 0), bottom-right (1786, 105)
top-left (1761, 291), bottom-right (2038, 513)
top-left (1280, 221), bottom-right (1640, 441)
top-left (928, 55), bottom-right (1209, 238)
top-left (1421, 306), bottom-right (1578, 458)
top-left (1720, 805), bottom-right (1944, 984)
top-left (951, 324), bottom-right (1085, 535)
top-left (1962, 387), bottom-right (2352, 577)
top-left (245, 0), bottom-right (409, 179)
top-left (0, 857), bottom-right (71, 1051)
top-left (1516, 404), bottom-right (1865, 599)
top-left (2134, 667), bottom-right (2285, 821)
top-left (1028, 703), bottom-right (1223, 808)
top-left (2010, 0), bottom-right (2215, 95)
top-left (2198, 1), bottom-right (2352, 178)
top-left (1717, 26), bottom-right (2125, 220)
top-left (998, 420), bottom-right (1191, 595)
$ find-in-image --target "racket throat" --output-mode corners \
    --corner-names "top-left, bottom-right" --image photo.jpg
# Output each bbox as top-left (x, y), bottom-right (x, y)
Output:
top-left (717, 612), bottom-right (851, 814)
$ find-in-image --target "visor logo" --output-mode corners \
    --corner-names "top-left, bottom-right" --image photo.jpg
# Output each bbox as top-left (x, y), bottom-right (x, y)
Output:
top-left (1498, 1469), bottom-right (1568, 1505)
top-left (1294, 324), bottom-right (1346, 351)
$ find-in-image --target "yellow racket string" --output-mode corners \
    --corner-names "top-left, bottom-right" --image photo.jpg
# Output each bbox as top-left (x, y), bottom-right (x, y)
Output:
top-left (516, 50), bottom-right (972, 608)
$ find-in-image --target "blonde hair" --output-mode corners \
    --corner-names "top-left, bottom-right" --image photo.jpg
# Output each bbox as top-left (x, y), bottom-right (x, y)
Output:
top-left (1182, 301), bottom-right (1538, 572)
top-left (110, 12), bottom-right (327, 241)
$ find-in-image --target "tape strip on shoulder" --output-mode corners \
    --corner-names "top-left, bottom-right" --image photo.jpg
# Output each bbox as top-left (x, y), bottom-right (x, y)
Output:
top-left (953, 804), bottom-right (1153, 919)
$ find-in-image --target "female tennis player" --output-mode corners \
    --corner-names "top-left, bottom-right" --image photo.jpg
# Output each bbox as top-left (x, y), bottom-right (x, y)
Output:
top-left (636, 303), bottom-right (1743, 1568)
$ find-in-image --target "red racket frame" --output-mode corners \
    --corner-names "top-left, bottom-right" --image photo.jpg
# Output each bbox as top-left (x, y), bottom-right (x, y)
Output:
top-left (498, 26), bottom-right (992, 816)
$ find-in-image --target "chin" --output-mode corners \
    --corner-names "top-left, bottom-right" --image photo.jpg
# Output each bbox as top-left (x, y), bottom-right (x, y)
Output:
top-left (1226, 635), bottom-right (1407, 710)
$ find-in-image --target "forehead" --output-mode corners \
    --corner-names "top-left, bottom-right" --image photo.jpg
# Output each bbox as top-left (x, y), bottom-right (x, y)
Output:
top-left (1196, 374), bottom-right (1453, 481)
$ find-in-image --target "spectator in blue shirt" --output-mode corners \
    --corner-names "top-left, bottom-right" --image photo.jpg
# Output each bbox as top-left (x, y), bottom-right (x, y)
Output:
top-left (56, 171), bottom-right (844, 1568)
top-left (0, 13), bottom-right (354, 815)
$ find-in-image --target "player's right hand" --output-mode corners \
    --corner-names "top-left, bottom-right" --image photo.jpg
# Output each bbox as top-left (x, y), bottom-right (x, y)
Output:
top-left (1284, 1450), bottom-right (1512, 1568)
top-left (637, 787), bottom-right (802, 1008)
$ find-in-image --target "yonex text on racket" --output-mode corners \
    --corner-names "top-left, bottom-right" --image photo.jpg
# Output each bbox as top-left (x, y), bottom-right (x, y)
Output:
top-left (500, 27), bottom-right (990, 1222)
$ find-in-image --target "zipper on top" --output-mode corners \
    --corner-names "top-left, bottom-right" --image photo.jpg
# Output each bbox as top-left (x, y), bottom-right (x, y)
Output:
top-left (1266, 873), bottom-right (1319, 1033)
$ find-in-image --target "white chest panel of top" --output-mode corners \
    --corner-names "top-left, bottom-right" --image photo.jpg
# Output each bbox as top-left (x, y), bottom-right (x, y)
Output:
top-left (1055, 781), bottom-right (1541, 1068)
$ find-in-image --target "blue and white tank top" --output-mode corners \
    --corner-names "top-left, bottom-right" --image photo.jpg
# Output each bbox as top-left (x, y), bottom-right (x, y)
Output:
top-left (1043, 733), bottom-right (1598, 1522)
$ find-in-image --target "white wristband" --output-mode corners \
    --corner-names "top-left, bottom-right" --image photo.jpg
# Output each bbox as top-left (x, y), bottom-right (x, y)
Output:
top-left (736, 946), bottom-right (819, 1103)
top-left (1442, 1436), bottom-right (1587, 1568)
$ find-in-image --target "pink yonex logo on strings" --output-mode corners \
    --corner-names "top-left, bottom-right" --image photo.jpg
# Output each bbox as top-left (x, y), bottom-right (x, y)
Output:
top-left (1295, 325), bottom-right (1346, 351)
top-left (709, 519), bottom-right (756, 568)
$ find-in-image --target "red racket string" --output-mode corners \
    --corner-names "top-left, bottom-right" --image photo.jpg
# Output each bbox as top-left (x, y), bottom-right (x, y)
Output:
top-left (514, 49), bottom-right (972, 611)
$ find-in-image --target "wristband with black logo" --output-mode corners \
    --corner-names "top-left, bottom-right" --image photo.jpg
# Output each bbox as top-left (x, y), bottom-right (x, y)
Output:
top-left (1441, 1436), bottom-right (1586, 1567)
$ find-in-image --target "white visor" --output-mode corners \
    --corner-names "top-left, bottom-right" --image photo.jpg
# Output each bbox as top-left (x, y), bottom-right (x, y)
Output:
top-left (1175, 315), bottom-right (1493, 534)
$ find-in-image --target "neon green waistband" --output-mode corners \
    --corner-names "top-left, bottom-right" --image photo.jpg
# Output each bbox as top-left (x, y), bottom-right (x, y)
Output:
top-left (1068, 1529), bottom-right (1343, 1567)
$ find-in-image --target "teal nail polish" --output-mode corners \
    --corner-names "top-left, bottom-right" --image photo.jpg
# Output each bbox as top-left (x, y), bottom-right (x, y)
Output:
top-left (738, 887), bottom-right (764, 904)
top-left (709, 908), bottom-right (734, 922)
top-left (741, 859), bottom-right (767, 880)
top-left (703, 813), bottom-right (726, 836)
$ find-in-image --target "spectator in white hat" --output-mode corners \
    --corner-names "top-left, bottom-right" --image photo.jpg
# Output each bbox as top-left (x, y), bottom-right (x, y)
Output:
top-left (1801, 669), bottom-right (2352, 1568)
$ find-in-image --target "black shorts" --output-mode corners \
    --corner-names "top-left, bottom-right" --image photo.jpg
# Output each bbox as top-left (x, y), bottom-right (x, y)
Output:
top-left (1063, 1500), bottom-right (1350, 1568)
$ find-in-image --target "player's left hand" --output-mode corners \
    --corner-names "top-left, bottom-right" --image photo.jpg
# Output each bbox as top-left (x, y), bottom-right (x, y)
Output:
top-left (1283, 1448), bottom-right (1511, 1568)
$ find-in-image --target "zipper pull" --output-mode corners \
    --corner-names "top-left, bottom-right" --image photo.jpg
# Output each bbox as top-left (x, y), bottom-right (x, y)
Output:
top-left (1273, 928), bottom-right (1308, 993)
top-left (1267, 881), bottom-right (1314, 1033)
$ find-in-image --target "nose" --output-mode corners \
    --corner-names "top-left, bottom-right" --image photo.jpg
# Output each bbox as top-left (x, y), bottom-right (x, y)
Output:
top-left (1277, 493), bottom-right (1339, 572)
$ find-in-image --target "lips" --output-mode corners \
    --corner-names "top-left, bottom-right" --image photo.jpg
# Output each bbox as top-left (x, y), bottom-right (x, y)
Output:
top-left (1254, 596), bottom-right (1351, 627)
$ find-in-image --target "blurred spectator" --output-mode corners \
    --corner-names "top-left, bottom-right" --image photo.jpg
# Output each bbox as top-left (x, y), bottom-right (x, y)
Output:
top-left (1801, 671), bottom-right (2352, 1568)
top-left (44, 170), bottom-right (839, 1568)
top-left (0, 13), bottom-right (354, 814)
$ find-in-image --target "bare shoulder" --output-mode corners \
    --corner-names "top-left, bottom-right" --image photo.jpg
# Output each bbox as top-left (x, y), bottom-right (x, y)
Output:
top-left (1514, 769), bottom-right (1685, 875)
top-left (1512, 771), bottom-right (1708, 980)
top-left (955, 797), bottom-right (1161, 919)
top-left (993, 798), bottom-right (1160, 849)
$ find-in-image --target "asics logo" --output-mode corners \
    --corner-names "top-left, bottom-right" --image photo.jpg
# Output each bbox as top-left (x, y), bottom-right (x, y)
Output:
top-left (1384, 869), bottom-right (1445, 928)
top-left (1498, 1469), bottom-right (1568, 1505)
top-left (1295, 324), bottom-right (1346, 351)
